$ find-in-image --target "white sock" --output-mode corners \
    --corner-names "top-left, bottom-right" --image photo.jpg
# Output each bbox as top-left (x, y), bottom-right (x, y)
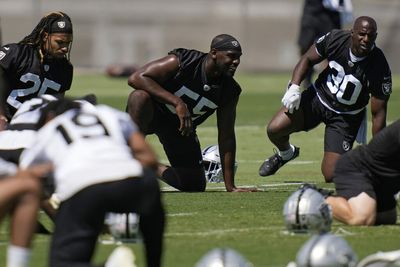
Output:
top-left (279, 145), bottom-right (295, 161)
top-left (7, 245), bottom-right (31, 267)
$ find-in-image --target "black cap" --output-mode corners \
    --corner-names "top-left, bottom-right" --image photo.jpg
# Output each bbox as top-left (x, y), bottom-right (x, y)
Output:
top-left (49, 18), bottom-right (73, 34)
top-left (210, 34), bottom-right (241, 52)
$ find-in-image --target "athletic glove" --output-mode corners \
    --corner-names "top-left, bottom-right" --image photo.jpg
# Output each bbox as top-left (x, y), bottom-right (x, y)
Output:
top-left (282, 82), bottom-right (301, 114)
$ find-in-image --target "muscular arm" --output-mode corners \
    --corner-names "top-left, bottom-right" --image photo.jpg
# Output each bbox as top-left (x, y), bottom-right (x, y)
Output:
top-left (217, 96), bottom-right (256, 192)
top-left (128, 55), bottom-right (180, 105)
top-left (291, 44), bottom-right (324, 85)
top-left (370, 96), bottom-right (388, 136)
top-left (127, 55), bottom-right (192, 135)
top-left (216, 97), bottom-right (237, 192)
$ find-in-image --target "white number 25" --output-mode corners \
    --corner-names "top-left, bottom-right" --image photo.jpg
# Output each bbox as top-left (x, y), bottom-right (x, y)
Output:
top-left (7, 73), bottom-right (61, 109)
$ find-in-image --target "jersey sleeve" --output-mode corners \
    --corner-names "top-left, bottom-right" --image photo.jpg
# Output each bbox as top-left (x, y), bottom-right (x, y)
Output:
top-left (0, 43), bottom-right (21, 73)
top-left (367, 49), bottom-right (392, 100)
top-left (168, 48), bottom-right (205, 79)
top-left (314, 32), bottom-right (332, 57)
top-left (315, 30), bottom-right (348, 59)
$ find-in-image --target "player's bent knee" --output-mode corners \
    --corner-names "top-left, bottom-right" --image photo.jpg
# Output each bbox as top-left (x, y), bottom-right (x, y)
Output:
top-left (127, 90), bottom-right (151, 111)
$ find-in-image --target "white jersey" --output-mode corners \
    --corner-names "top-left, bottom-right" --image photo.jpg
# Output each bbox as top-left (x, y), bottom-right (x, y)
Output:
top-left (0, 95), bottom-right (57, 150)
top-left (20, 104), bottom-right (144, 202)
top-left (0, 158), bottom-right (17, 178)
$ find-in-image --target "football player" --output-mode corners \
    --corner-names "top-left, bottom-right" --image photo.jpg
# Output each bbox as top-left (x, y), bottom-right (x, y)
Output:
top-left (126, 34), bottom-right (256, 192)
top-left (259, 16), bottom-right (391, 182)
top-left (20, 99), bottom-right (165, 267)
top-left (0, 11), bottom-right (73, 124)
top-left (298, 0), bottom-right (353, 88)
top-left (324, 119), bottom-right (400, 225)
top-left (0, 158), bottom-right (52, 267)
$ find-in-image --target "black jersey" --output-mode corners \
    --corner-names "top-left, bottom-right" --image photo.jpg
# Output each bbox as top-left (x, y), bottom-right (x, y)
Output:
top-left (345, 120), bottom-right (400, 181)
top-left (314, 30), bottom-right (391, 114)
top-left (0, 43), bottom-right (73, 118)
top-left (156, 48), bottom-right (241, 127)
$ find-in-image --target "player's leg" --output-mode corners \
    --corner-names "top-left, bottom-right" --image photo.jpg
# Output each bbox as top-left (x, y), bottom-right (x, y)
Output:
top-left (330, 159), bottom-right (378, 225)
top-left (100, 173), bottom-right (165, 267)
top-left (49, 190), bottom-right (105, 267)
top-left (0, 174), bottom-right (41, 267)
top-left (321, 151), bottom-right (341, 183)
top-left (374, 185), bottom-right (399, 225)
top-left (326, 192), bottom-right (377, 225)
top-left (259, 88), bottom-right (321, 177)
top-left (126, 89), bottom-right (154, 133)
top-left (157, 130), bottom-right (206, 192)
top-left (322, 112), bottom-right (363, 182)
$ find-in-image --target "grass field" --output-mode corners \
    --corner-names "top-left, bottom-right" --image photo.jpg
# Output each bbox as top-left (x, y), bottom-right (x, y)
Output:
top-left (1, 72), bottom-right (400, 266)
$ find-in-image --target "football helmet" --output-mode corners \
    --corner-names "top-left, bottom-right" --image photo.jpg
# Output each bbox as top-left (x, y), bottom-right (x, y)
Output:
top-left (202, 145), bottom-right (237, 183)
top-left (283, 186), bottom-right (332, 233)
top-left (104, 212), bottom-right (141, 243)
top-left (195, 248), bottom-right (253, 267)
top-left (296, 233), bottom-right (357, 267)
top-left (357, 250), bottom-right (400, 267)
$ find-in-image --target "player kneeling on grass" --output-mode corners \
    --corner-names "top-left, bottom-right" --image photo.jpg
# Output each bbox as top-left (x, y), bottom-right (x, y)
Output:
top-left (0, 158), bottom-right (52, 267)
top-left (126, 34), bottom-right (256, 192)
top-left (19, 99), bottom-right (165, 267)
top-left (322, 119), bottom-right (400, 226)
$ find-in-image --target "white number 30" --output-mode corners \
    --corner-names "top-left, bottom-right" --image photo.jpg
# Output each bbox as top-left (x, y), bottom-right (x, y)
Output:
top-left (326, 61), bottom-right (362, 105)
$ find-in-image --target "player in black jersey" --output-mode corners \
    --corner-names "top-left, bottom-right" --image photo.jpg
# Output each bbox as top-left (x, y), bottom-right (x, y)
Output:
top-left (126, 34), bottom-right (255, 192)
top-left (322, 120), bottom-right (400, 225)
top-left (298, 0), bottom-right (352, 88)
top-left (0, 11), bottom-right (73, 123)
top-left (259, 16), bottom-right (391, 182)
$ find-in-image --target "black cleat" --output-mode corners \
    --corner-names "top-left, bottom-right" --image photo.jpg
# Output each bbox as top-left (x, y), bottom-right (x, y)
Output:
top-left (300, 183), bottom-right (334, 198)
top-left (259, 146), bottom-right (300, 177)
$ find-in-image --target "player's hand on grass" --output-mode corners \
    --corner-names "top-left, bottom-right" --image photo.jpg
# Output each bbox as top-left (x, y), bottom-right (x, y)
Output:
top-left (229, 187), bottom-right (259, 192)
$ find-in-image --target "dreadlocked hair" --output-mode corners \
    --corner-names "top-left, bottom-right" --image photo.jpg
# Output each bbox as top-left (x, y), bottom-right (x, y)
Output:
top-left (19, 12), bottom-right (72, 46)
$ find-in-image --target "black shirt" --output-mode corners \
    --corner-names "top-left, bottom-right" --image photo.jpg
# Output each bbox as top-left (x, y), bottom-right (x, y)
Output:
top-left (156, 48), bottom-right (241, 127)
top-left (0, 43), bottom-right (73, 118)
top-left (345, 120), bottom-right (400, 182)
top-left (314, 29), bottom-right (391, 114)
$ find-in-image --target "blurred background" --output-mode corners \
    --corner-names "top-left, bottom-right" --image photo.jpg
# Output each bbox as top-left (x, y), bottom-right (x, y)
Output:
top-left (1, 0), bottom-right (399, 73)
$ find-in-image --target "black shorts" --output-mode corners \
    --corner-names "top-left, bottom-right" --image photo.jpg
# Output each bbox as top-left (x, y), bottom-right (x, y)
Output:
top-left (50, 170), bottom-right (164, 267)
top-left (300, 88), bottom-right (364, 154)
top-left (333, 155), bottom-right (399, 212)
top-left (147, 104), bottom-right (203, 169)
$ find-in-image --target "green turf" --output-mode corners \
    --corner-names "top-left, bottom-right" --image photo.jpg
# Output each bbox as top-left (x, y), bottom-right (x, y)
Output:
top-left (1, 72), bottom-right (399, 266)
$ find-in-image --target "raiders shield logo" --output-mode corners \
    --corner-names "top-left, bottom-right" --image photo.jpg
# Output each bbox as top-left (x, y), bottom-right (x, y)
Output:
top-left (231, 41), bottom-right (239, 47)
top-left (382, 82), bottom-right (392, 95)
top-left (57, 21), bottom-right (66, 29)
top-left (342, 141), bottom-right (351, 151)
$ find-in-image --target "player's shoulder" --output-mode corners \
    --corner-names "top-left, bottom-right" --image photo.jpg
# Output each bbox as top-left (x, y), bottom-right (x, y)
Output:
top-left (0, 43), bottom-right (25, 61)
top-left (168, 48), bottom-right (205, 58)
top-left (369, 46), bottom-right (389, 62)
top-left (327, 29), bottom-right (350, 43)
top-left (168, 48), bottom-right (206, 66)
